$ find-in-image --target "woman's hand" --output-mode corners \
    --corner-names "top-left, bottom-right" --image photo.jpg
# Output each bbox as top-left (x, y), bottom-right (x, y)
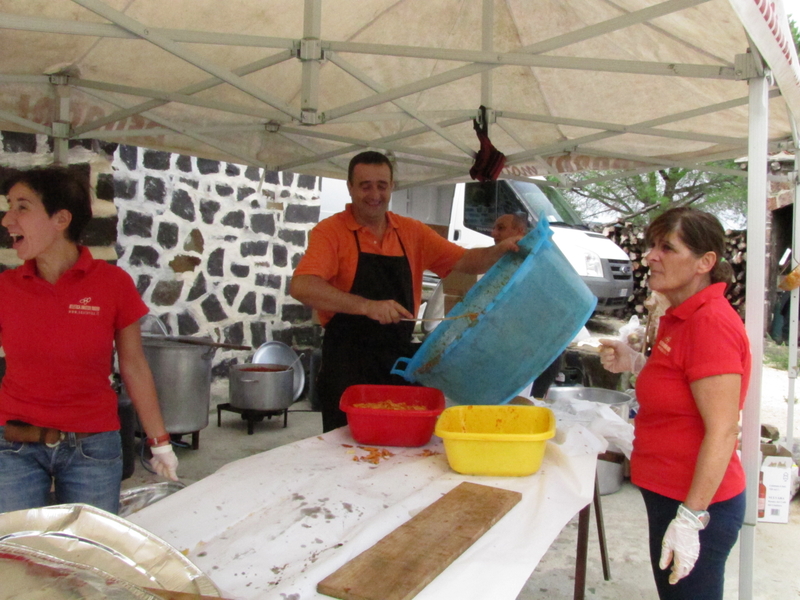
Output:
top-left (150, 444), bottom-right (179, 481)
top-left (659, 504), bottom-right (704, 584)
top-left (598, 338), bottom-right (645, 374)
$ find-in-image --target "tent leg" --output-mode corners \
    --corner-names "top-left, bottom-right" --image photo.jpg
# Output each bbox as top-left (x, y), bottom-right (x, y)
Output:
top-left (739, 70), bottom-right (770, 600)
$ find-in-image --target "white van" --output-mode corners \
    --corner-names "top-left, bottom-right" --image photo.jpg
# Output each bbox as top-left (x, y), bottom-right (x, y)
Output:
top-left (389, 180), bottom-right (633, 312)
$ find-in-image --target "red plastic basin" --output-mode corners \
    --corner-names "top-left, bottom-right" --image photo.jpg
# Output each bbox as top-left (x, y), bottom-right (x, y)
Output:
top-left (340, 385), bottom-right (445, 447)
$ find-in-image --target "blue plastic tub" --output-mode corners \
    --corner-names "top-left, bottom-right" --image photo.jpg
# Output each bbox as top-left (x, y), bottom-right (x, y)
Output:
top-left (391, 218), bottom-right (596, 405)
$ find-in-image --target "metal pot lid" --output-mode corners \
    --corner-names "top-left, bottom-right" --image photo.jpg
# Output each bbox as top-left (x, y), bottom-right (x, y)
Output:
top-left (252, 341), bottom-right (305, 401)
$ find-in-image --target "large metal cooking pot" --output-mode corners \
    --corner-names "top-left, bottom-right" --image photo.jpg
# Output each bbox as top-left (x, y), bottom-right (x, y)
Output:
top-left (141, 335), bottom-right (215, 433)
top-left (229, 363), bottom-right (294, 411)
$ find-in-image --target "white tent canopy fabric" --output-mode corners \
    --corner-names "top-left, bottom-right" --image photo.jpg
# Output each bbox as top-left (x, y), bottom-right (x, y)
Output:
top-left (1, 2), bottom-right (799, 599)
top-left (0, 0), bottom-right (798, 186)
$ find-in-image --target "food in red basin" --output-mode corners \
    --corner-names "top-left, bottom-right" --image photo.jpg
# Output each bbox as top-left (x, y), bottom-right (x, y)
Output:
top-left (340, 385), bottom-right (445, 447)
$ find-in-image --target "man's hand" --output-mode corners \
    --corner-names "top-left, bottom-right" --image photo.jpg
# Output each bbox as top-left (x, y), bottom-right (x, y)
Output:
top-left (363, 299), bottom-right (414, 324)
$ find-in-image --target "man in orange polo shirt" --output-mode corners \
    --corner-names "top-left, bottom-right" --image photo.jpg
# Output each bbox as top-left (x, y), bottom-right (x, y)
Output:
top-left (292, 151), bottom-right (521, 431)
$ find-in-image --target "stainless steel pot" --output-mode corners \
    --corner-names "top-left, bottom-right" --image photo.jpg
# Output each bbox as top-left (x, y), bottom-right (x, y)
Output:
top-left (229, 363), bottom-right (294, 411)
top-left (141, 335), bottom-right (215, 433)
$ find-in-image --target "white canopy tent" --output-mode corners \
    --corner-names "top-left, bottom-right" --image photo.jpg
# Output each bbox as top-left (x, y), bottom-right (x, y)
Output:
top-left (1, 1), bottom-right (799, 596)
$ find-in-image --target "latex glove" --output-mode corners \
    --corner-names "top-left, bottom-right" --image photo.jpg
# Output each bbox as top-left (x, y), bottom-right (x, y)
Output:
top-left (598, 338), bottom-right (646, 375)
top-left (150, 444), bottom-right (179, 481)
top-left (659, 504), bottom-right (704, 584)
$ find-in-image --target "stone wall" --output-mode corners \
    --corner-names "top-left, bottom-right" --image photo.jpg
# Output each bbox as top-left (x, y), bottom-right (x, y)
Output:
top-left (0, 130), bottom-right (322, 393)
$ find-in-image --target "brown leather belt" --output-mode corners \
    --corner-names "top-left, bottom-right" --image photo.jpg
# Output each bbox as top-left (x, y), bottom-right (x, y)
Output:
top-left (3, 421), bottom-right (101, 446)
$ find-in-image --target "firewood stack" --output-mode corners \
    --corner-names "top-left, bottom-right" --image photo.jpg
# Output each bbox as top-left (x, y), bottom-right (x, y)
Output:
top-left (597, 222), bottom-right (747, 318)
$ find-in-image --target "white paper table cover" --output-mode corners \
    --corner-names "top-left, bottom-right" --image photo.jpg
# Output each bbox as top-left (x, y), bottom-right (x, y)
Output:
top-left (129, 425), bottom-right (602, 600)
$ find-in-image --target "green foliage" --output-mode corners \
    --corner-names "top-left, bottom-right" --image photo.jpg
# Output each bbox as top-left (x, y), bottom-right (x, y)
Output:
top-left (556, 160), bottom-right (747, 227)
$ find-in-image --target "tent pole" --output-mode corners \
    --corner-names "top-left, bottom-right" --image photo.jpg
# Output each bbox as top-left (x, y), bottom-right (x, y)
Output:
top-left (50, 75), bottom-right (70, 165)
top-left (739, 69), bottom-right (769, 600)
top-left (787, 115), bottom-right (799, 456)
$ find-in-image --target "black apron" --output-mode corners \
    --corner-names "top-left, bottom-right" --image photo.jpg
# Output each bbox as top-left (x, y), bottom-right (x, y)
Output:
top-left (317, 230), bottom-right (416, 432)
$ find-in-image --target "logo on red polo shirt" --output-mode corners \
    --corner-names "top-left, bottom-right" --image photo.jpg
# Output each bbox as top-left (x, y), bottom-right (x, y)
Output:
top-left (69, 297), bottom-right (101, 316)
top-left (657, 335), bottom-right (673, 355)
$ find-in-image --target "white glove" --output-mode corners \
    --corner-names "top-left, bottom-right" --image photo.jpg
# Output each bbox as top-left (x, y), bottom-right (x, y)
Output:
top-left (598, 339), bottom-right (646, 375)
top-left (150, 444), bottom-right (179, 481)
top-left (659, 504), bottom-right (704, 584)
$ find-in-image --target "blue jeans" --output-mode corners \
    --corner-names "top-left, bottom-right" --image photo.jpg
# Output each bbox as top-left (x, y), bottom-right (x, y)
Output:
top-left (640, 487), bottom-right (746, 600)
top-left (0, 427), bottom-right (122, 514)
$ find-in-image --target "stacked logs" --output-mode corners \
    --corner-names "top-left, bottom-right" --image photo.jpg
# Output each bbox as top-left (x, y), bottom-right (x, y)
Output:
top-left (597, 222), bottom-right (747, 319)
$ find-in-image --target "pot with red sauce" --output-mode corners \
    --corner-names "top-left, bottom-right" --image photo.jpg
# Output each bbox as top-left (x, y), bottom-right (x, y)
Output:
top-left (229, 363), bottom-right (294, 411)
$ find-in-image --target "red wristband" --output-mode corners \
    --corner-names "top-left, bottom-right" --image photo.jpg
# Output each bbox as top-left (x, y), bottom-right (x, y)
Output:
top-left (147, 433), bottom-right (171, 447)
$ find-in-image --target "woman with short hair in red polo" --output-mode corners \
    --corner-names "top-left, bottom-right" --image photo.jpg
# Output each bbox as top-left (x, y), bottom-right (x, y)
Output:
top-left (0, 166), bottom-right (178, 514)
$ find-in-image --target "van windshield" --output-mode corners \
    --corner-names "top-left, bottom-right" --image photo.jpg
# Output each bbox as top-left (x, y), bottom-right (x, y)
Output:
top-left (462, 180), bottom-right (583, 236)
top-left (507, 181), bottom-right (583, 227)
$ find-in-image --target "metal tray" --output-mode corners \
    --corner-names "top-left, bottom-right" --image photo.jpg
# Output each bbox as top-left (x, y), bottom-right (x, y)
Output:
top-left (0, 541), bottom-right (162, 600)
top-left (0, 504), bottom-right (219, 597)
top-left (252, 341), bottom-right (305, 401)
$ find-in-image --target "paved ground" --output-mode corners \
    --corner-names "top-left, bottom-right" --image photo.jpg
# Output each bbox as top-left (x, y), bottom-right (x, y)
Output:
top-left (123, 367), bottom-right (800, 600)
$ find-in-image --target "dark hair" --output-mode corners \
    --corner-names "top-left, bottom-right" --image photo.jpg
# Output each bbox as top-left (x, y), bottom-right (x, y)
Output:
top-left (1, 166), bottom-right (92, 243)
top-left (645, 207), bottom-right (733, 286)
top-left (347, 151), bottom-right (394, 184)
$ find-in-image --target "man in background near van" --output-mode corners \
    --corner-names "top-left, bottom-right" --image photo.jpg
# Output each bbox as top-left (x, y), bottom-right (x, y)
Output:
top-left (491, 213), bottom-right (527, 244)
top-left (491, 213), bottom-right (563, 398)
top-left (291, 151), bottom-right (522, 432)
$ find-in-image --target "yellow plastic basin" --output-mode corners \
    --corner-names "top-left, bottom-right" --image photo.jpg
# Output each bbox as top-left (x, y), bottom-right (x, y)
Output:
top-left (434, 405), bottom-right (556, 476)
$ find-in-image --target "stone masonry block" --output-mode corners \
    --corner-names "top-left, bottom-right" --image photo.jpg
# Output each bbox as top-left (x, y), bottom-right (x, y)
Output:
top-left (119, 145), bottom-right (138, 170)
top-left (177, 311), bottom-right (200, 335)
top-left (297, 174), bottom-right (316, 190)
top-left (170, 189), bottom-right (195, 221)
top-left (200, 200), bottom-right (220, 224)
top-left (151, 280), bottom-right (184, 306)
top-left (187, 272), bottom-right (207, 301)
top-left (201, 294), bottom-right (227, 322)
top-left (250, 213), bottom-right (275, 235)
top-left (95, 173), bottom-right (114, 200)
top-left (176, 155), bottom-right (192, 173)
top-left (221, 210), bottom-right (245, 228)
top-left (285, 203), bottom-right (320, 224)
top-left (197, 158), bottom-right (220, 174)
top-left (114, 178), bottom-right (137, 200)
top-left (240, 240), bottom-right (268, 257)
top-left (282, 303), bottom-right (313, 324)
top-left (3, 131), bottom-right (37, 153)
top-left (144, 176), bottom-right (166, 203)
top-left (122, 211), bottom-right (153, 238)
top-left (261, 294), bottom-right (277, 315)
top-left (143, 150), bottom-right (170, 170)
top-left (272, 244), bottom-right (288, 268)
top-left (279, 229), bottom-right (305, 246)
top-left (207, 248), bottom-right (224, 277)
top-left (129, 246), bottom-right (159, 267)
top-left (157, 222), bottom-right (179, 249)
top-left (238, 291), bottom-right (257, 315)
top-left (230, 263), bottom-right (250, 278)
top-left (223, 284), bottom-right (239, 306)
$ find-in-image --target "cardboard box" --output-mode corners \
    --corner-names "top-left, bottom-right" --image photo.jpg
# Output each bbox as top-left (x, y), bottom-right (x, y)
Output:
top-left (758, 455), bottom-right (794, 523)
top-left (442, 271), bottom-right (478, 296)
top-left (444, 294), bottom-right (462, 314)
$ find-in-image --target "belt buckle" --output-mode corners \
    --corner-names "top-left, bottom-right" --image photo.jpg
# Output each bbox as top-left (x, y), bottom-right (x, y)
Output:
top-left (45, 431), bottom-right (65, 448)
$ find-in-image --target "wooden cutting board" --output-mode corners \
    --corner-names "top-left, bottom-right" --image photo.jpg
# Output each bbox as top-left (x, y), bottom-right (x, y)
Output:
top-left (317, 482), bottom-right (521, 600)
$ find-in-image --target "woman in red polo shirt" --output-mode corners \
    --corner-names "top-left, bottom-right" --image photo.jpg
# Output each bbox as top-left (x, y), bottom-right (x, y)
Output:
top-left (0, 166), bottom-right (178, 514)
top-left (599, 207), bottom-right (750, 600)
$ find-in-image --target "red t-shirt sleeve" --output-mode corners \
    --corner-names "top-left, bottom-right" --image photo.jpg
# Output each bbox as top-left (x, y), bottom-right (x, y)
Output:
top-left (113, 267), bottom-right (149, 331)
top-left (682, 310), bottom-right (747, 383)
